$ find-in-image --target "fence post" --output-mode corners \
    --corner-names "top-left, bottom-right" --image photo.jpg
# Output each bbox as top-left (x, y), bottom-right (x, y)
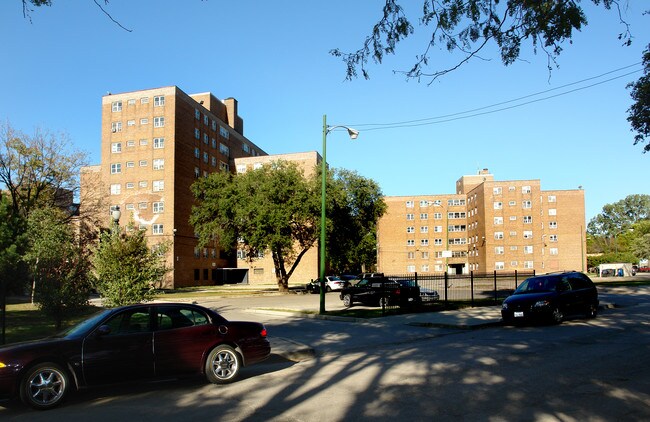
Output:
top-left (414, 272), bottom-right (418, 287)
top-left (444, 271), bottom-right (449, 307)
top-left (493, 271), bottom-right (498, 304)
top-left (514, 270), bottom-right (518, 290)
top-left (470, 271), bottom-right (475, 307)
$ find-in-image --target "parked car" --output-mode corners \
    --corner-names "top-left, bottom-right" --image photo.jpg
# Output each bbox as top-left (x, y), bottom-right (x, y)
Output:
top-left (501, 271), bottom-right (599, 325)
top-left (396, 279), bottom-right (440, 302)
top-left (339, 276), bottom-right (420, 308)
top-left (0, 303), bottom-right (270, 410)
top-left (305, 276), bottom-right (349, 293)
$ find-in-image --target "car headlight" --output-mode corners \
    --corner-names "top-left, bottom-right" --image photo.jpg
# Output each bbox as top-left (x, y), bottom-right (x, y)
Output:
top-left (534, 300), bottom-right (551, 308)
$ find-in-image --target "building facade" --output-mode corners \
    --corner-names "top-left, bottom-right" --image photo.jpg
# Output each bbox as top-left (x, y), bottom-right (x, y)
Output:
top-left (377, 169), bottom-right (586, 275)
top-left (80, 86), bottom-right (267, 288)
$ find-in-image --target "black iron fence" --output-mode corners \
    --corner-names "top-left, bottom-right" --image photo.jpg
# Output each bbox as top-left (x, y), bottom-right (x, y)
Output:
top-left (380, 270), bottom-right (535, 313)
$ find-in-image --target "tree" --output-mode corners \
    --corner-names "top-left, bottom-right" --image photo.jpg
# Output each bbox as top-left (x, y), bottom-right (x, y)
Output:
top-left (91, 226), bottom-right (169, 307)
top-left (331, 0), bottom-right (631, 83)
top-left (0, 122), bottom-right (89, 220)
top-left (587, 194), bottom-right (650, 238)
top-left (327, 169), bottom-right (386, 274)
top-left (627, 43), bottom-right (650, 153)
top-left (191, 162), bottom-right (320, 292)
top-left (23, 207), bottom-right (92, 330)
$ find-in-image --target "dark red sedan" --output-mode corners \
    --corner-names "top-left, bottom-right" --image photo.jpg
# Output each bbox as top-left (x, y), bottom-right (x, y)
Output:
top-left (0, 303), bottom-right (270, 410)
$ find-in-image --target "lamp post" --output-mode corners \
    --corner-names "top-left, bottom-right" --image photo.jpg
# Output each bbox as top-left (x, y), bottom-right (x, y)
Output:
top-left (320, 114), bottom-right (358, 314)
top-left (111, 205), bottom-right (121, 234)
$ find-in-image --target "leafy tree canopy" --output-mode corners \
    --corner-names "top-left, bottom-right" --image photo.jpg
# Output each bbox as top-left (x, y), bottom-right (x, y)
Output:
top-left (331, 0), bottom-right (631, 83)
top-left (587, 194), bottom-right (650, 236)
top-left (627, 43), bottom-right (650, 153)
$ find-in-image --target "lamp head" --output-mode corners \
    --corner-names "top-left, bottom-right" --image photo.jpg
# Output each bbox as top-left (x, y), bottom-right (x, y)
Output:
top-left (347, 128), bottom-right (359, 140)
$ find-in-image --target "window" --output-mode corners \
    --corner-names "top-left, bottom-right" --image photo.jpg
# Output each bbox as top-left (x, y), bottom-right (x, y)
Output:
top-left (139, 160), bottom-right (148, 167)
top-left (448, 238), bottom-right (466, 245)
top-left (125, 203), bottom-right (134, 210)
top-left (219, 143), bottom-right (230, 156)
top-left (494, 217), bottom-right (503, 225)
top-left (494, 232), bottom-right (504, 240)
top-left (153, 202), bottom-right (164, 214)
top-left (111, 142), bottom-right (122, 153)
top-left (152, 224), bottom-right (163, 235)
top-left (509, 200), bottom-right (516, 206)
top-left (139, 139), bottom-right (148, 146)
top-left (140, 97), bottom-right (149, 104)
top-left (434, 238), bottom-right (442, 245)
top-left (511, 245), bottom-right (518, 250)
top-left (195, 109), bottom-right (201, 120)
top-left (211, 156), bottom-right (217, 167)
top-left (112, 101), bottom-right (122, 112)
top-left (421, 251), bottom-right (429, 259)
top-left (522, 186), bottom-right (531, 194)
top-left (407, 239), bottom-right (415, 246)
top-left (523, 216), bottom-right (532, 224)
top-left (548, 195), bottom-right (556, 203)
top-left (549, 209), bottom-right (557, 216)
top-left (194, 128), bottom-right (200, 140)
top-left (110, 163), bottom-right (121, 174)
top-left (236, 164), bottom-right (247, 173)
top-left (140, 118), bottom-right (149, 125)
top-left (549, 221), bottom-right (557, 229)
top-left (494, 202), bottom-right (503, 209)
top-left (126, 182), bottom-right (134, 189)
top-left (127, 120), bottom-right (135, 127)
top-left (524, 261), bottom-right (534, 269)
top-left (138, 202), bottom-right (147, 209)
top-left (495, 246), bottom-right (504, 255)
top-left (204, 133), bottom-right (209, 144)
top-left (111, 122), bottom-right (122, 132)
top-left (420, 226), bottom-right (429, 233)
top-left (126, 161), bottom-right (135, 168)
top-left (420, 213), bottom-right (428, 220)
top-left (405, 200), bottom-right (414, 208)
top-left (550, 248), bottom-right (559, 255)
top-left (523, 231), bottom-right (533, 239)
top-left (493, 187), bottom-right (502, 195)
top-left (509, 216), bottom-right (517, 221)
top-left (212, 120), bottom-right (217, 131)
top-left (524, 246), bottom-right (533, 254)
top-left (421, 265), bottom-right (430, 272)
top-left (407, 265), bottom-right (416, 273)
top-left (407, 226), bottom-right (415, 233)
top-left (510, 231), bottom-right (517, 237)
top-left (139, 181), bottom-right (147, 188)
top-left (153, 159), bottom-right (164, 170)
top-left (154, 95), bottom-right (165, 106)
top-left (203, 152), bottom-right (208, 163)
top-left (406, 214), bottom-right (414, 220)
top-left (433, 213), bottom-right (442, 219)
top-left (153, 137), bottom-right (164, 149)
top-left (495, 262), bottom-right (505, 270)
top-left (211, 138), bottom-right (217, 148)
top-left (220, 126), bottom-right (230, 139)
top-left (153, 180), bottom-right (164, 192)
top-left (153, 117), bottom-right (165, 127)
top-left (420, 239), bottom-right (429, 246)
top-left (203, 115), bottom-right (209, 125)
top-left (549, 235), bottom-right (558, 242)
top-left (448, 199), bottom-right (466, 206)
top-left (242, 143), bottom-right (250, 153)
top-left (128, 99), bottom-right (136, 105)
top-left (407, 252), bottom-right (415, 259)
top-left (110, 184), bottom-right (121, 195)
top-left (522, 200), bottom-right (532, 209)
top-left (434, 226), bottom-right (443, 233)
top-left (448, 212), bottom-right (466, 219)
top-left (194, 147), bottom-right (200, 158)
top-left (219, 162), bottom-right (230, 171)
top-left (419, 200), bottom-right (430, 207)
top-left (127, 140), bottom-right (135, 147)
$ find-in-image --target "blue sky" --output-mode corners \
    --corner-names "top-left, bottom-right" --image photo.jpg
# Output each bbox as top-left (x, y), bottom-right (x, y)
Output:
top-left (1, 1), bottom-right (648, 221)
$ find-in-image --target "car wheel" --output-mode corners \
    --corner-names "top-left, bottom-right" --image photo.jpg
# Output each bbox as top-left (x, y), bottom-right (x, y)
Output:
top-left (326, 285), bottom-right (332, 293)
top-left (586, 304), bottom-right (598, 319)
top-left (551, 307), bottom-right (564, 324)
top-left (205, 345), bottom-right (242, 384)
top-left (20, 362), bottom-right (70, 410)
top-left (343, 294), bottom-right (353, 308)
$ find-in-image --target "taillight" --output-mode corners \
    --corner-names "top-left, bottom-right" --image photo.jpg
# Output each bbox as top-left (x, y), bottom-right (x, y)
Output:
top-left (260, 327), bottom-right (268, 337)
top-left (395, 288), bottom-right (401, 295)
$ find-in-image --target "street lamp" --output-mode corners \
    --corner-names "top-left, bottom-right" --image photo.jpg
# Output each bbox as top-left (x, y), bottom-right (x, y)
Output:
top-left (320, 114), bottom-right (359, 314)
top-left (111, 205), bottom-right (121, 233)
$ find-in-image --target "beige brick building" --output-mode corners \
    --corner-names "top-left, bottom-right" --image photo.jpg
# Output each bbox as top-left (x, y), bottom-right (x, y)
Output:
top-left (81, 86), bottom-right (267, 288)
top-left (378, 169), bottom-right (586, 275)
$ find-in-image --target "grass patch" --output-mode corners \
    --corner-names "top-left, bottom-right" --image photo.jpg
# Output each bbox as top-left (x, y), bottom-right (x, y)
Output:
top-left (3, 302), bottom-right (102, 345)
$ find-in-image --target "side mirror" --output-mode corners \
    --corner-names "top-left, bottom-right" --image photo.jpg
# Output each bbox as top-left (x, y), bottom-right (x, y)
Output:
top-left (96, 325), bottom-right (111, 337)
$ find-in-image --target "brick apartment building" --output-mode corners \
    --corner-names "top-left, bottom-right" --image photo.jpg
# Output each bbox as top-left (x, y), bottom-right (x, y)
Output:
top-left (80, 86), bottom-right (268, 288)
top-left (377, 169), bottom-right (586, 275)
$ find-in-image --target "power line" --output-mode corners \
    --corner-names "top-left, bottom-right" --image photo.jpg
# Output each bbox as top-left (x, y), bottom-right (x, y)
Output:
top-left (349, 63), bottom-right (642, 132)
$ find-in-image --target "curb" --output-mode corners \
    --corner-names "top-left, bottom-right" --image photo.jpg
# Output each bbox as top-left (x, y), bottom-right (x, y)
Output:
top-left (269, 336), bottom-right (315, 361)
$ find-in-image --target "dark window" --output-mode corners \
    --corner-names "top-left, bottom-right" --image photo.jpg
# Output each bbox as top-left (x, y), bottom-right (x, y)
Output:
top-left (156, 306), bottom-right (210, 330)
top-left (102, 309), bottom-right (151, 335)
top-left (568, 274), bottom-right (592, 290)
top-left (203, 269), bottom-right (209, 280)
top-left (194, 269), bottom-right (200, 281)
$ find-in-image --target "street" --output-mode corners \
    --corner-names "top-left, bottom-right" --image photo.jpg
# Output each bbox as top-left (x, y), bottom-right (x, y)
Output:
top-left (1, 285), bottom-right (649, 421)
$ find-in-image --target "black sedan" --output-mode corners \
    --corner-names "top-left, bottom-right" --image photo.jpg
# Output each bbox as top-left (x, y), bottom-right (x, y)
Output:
top-left (501, 271), bottom-right (599, 325)
top-left (0, 303), bottom-right (270, 410)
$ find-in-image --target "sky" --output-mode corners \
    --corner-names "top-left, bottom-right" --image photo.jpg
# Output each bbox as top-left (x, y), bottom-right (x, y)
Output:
top-left (1, 1), bottom-right (648, 222)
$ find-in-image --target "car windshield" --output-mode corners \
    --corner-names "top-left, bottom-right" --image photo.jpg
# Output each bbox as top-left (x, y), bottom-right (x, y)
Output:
top-left (53, 309), bottom-right (112, 338)
top-left (515, 277), bottom-right (558, 293)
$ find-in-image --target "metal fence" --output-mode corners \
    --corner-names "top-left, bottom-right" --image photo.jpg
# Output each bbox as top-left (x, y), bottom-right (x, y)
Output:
top-left (381, 270), bottom-right (536, 313)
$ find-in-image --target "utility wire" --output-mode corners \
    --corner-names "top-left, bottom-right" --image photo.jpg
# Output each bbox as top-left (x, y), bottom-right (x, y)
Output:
top-left (348, 63), bottom-right (642, 132)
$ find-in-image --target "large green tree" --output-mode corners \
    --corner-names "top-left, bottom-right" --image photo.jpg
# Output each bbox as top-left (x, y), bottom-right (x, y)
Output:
top-left (327, 169), bottom-right (386, 274)
top-left (191, 162), bottom-right (320, 292)
top-left (23, 207), bottom-right (92, 329)
top-left (627, 43), bottom-right (650, 153)
top-left (91, 226), bottom-right (169, 307)
top-left (587, 194), bottom-right (650, 237)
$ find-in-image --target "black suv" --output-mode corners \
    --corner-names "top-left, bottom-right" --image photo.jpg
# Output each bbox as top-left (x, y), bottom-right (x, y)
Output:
top-left (501, 271), bottom-right (599, 325)
top-left (339, 275), bottom-right (420, 308)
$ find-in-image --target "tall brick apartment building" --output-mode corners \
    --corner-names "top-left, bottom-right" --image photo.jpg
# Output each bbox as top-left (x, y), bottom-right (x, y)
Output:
top-left (80, 86), bottom-right (267, 288)
top-left (377, 169), bottom-right (586, 275)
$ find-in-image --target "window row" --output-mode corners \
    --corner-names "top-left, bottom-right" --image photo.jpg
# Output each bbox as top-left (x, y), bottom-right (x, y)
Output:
top-left (112, 96), bottom-right (165, 112)
top-left (112, 138), bottom-right (165, 153)
top-left (111, 159), bottom-right (165, 174)
top-left (111, 117), bottom-right (164, 132)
